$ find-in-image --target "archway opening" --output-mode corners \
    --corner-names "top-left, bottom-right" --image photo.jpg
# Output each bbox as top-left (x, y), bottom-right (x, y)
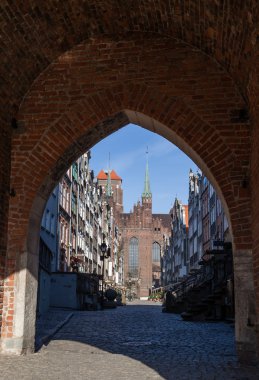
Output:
top-left (35, 123), bottom-right (236, 368)
top-left (1, 27), bottom-right (256, 360)
top-left (2, 103), bottom-right (256, 367)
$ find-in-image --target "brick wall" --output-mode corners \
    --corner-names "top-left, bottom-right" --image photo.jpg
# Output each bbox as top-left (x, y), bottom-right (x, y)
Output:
top-left (1, 35), bottom-right (251, 339)
top-left (249, 48), bottom-right (259, 325)
top-left (251, 123), bottom-right (259, 341)
top-left (0, 2), bottom-right (258, 353)
top-left (0, 119), bottom-right (11, 333)
top-left (0, 1), bottom-right (257, 107)
top-left (11, 35), bottom-right (250, 246)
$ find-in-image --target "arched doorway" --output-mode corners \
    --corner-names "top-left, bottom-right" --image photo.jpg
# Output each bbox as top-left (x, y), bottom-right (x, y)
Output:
top-left (1, 34), bottom-right (256, 364)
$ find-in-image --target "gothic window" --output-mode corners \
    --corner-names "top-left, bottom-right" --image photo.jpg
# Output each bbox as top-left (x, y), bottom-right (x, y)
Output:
top-left (152, 242), bottom-right (161, 262)
top-left (129, 237), bottom-right (139, 275)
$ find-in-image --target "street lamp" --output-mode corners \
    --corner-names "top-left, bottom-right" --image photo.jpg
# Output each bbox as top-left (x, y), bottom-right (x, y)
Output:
top-left (100, 241), bottom-right (110, 308)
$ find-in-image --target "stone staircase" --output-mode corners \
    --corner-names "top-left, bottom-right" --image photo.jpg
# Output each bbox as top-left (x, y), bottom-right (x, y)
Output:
top-left (163, 248), bottom-right (234, 322)
top-left (181, 284), bottom-right (228, 322)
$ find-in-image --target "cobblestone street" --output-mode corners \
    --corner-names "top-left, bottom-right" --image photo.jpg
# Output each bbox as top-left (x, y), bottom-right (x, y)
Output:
top-left (1, 301), bottom-right (259, 380)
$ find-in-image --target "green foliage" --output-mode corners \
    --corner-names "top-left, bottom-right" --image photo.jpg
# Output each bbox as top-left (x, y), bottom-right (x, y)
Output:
top-left (148, 291), bottom-right (163, 301)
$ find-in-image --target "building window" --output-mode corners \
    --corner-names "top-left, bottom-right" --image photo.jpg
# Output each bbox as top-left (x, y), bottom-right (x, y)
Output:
top-left (41, 210), bottom-right (46, 229)
top-left (152, 242), bottom-right (161, 262)
top-left (210, 205), bottom-right (216, 225)
top-left (71, 192), bottom-right (77, 214)
top-left (129, 237), bottom-right (138, 276)
top-left (66, 189), bottom-right (70, 213)
top-left (46, 210), bottom-right (50, 232)
top-left (72, 163), bottom-right (78, 181)
top-left (62, 185), bottom-right (66, 209)
top-left (59, 185), bottom-right (63, 204)
top-left (209, 184), bottom-right (215, 198)
top-left (50, 214), bottom-right (55, 235)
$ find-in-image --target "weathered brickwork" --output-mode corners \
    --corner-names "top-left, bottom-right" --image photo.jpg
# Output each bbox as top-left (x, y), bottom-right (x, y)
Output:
top-left (248, 46), bottom-right (259, 346)
top-left (121, 202), bottom-right (171, 298)
top-left (0, 1), bottom-right (258, 361)
top-left (0, 1), bottom-right (257, 106)
top-left (0, 119), bottom-right (12, 336)
top-left (11, 36), bottom-right (250, 250)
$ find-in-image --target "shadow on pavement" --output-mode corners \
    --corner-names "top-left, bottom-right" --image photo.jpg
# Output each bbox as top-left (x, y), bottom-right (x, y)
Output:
top-left (35, 302), bottom-right (259, 380)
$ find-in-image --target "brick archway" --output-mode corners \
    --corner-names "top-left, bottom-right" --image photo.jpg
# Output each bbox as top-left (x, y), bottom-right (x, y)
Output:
top-left (1, 34), bottom-right (257, 362)
top-left (10, 34), bottom-right (251, 247)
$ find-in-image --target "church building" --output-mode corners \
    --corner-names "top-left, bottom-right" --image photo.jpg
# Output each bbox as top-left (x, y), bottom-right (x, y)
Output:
top-left (97, 154), bottom-right (171, 299)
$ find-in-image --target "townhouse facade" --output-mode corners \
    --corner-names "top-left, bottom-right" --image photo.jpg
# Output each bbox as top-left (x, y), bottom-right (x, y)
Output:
top-left (38, 151), bottom-right (124, 313)
top-left (161, 198), bottom-right (188, 286)
top-left (96, 169), bottom-right (124, 287)
top-left (161, 170), bottom-right (230, 287)
top-left (188, 170), bottom-right (202, 272)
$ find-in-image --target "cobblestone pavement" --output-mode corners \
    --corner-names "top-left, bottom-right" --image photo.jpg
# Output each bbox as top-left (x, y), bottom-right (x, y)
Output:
top-left (35, 308), bottom-right (74, 350)
top-left (1, 300), bottom-right (259, 380)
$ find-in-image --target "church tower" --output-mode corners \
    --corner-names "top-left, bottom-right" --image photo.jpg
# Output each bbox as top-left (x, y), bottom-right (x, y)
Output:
top-left (98, 149), bottom-right (171, 299)
top-left (142, 149), bottom-right (152, 225)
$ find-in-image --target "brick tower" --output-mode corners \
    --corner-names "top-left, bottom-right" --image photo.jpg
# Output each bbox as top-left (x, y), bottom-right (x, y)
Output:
top-left (120, 151), bottom-right (171, 299)
top-left (97, 151), bottom-right (171, 299)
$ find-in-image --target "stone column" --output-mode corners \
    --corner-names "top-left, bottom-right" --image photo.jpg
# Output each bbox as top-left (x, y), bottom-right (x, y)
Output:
top-left (1, 197), bottom-right (43, 354)
top-left (1, 253), bottom-right (39, 354)
top-left (234, 249), bottom-right (258, 365)
top-left (0, 121), bottom-right (11, 338)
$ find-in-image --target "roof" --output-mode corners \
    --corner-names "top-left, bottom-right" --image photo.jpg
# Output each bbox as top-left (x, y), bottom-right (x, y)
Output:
top-left (97, 169), bottom-right (107, 180)
top-left (142, 152), bottom-right (152, 198)
top-left (110, 170), bottom-right (122, 180)
top-left (97, 169), bottom-right (122, 181)
top-left (153, 214), bottom-right (171, 229)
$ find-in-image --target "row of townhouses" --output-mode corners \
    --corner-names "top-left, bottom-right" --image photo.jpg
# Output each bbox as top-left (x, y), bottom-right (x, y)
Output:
top-left (161, 169), bottom-right (230, 286)
top-left (39, 149), bottom-right (174, 310)
top-left (38, 151), bottom-right (124, 313)
top-left (39, 150), bottom-right (230, 312)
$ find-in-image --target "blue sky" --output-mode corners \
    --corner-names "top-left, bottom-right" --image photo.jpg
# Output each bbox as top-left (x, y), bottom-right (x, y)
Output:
top-left (90, 124), bottom-right (197, 214)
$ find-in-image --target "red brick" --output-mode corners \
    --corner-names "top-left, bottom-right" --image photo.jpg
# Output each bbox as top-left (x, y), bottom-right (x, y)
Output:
top-left (0, 2), bottom-right (258, 352)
